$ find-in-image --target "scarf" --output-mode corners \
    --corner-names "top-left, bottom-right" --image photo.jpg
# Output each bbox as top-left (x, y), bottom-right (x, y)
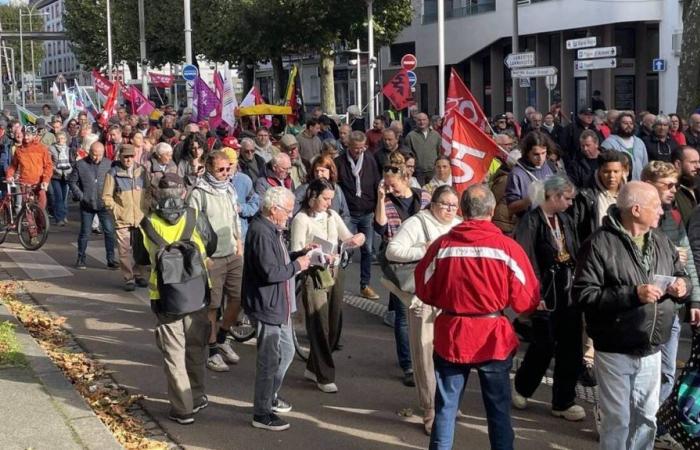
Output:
top-left (347, 152), bottom-right (364, 197)
top-left (204, 171), bottom-right (231, 192)
top-left (542, 123), bottom-right (554, 133)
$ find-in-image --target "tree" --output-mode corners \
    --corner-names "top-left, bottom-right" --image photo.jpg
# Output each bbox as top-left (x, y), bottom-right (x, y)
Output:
top-left (678, 0), bottom-right (700, 117)
top-left (0, 5), bottom-right (45, 85)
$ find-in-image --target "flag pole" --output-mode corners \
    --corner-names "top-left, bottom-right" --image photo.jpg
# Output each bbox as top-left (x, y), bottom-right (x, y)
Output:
top-left (438, 0), bottom-right (445, 116)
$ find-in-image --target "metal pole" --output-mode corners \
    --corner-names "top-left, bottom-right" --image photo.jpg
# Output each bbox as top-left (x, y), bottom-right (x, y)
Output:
top-left (0, 49), bottom-right (4, 110)
top-left (138, 0), bottom-right (148, 98)
top-left (173, 65), bottom-right (178, 108)
top-left (11, 49), bottom-right (16, 105)
top-left (184, 0), bottom-right (193, 108)
top-left (29, 12), bottom-right (36, 104)
top-left (19, 10), bottom-right (24, 107)
top-left (356, 39), bottom-right (362, 112)
top-left (106, 0), bottom-right (113, 80)
top-left (438, 0), bottom-right (445, 116)
top-left (367, 0), bottom-right (375, 124)
top-left (511, 0), bottom-right (520, 118)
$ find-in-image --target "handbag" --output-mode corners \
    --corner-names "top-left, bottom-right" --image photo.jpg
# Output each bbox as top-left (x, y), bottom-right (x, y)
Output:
top-left (308, 266), bottom-right (335, 290)
top-left (379, 213), bottom-right (431, 294)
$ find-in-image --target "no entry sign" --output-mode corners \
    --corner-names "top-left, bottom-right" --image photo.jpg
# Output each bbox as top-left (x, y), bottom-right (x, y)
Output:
top-left (401, 54), bottom-right (417, 71)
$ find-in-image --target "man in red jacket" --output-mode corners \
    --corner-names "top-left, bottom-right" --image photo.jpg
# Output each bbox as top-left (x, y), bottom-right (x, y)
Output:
top-left (415, 183), bottom-right (540, 450)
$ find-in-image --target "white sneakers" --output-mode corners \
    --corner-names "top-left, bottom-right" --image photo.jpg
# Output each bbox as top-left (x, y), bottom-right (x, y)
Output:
top-left (551, 404), bottom-right (587, 421)
top-left (304, 368), bottom-right (337, 393)
top-left (511, 384), bottom-right (528, 410)
top-left (206, 353), bottom-right (229, 372)
top-left (303, 369), bottom-right (317, 382)
top-left (218, 341), bottom-right (240, 364)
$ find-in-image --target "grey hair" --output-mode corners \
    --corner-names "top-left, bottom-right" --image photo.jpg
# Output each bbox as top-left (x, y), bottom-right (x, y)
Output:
top-left (617, 180), bottom-right (658, 211)
top-left (240, 137), bottom-right (255, 148)
top-left (262, 186), bottom-right (294, 214)
top-left (154, 142), bottom-right (173, 156)
top-left (460, 183), bottom-right (496, 219)
top-left (349, 130), bottom-right (367, 145)
top-left (271, 152), bottom-right (291, 167)
top-left (654, 114), bottom-right (670, 126)
top-left (544, 175), bottom-right (575, 200)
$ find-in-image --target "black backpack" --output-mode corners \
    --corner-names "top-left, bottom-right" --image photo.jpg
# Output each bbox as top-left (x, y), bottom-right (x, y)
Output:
top-left (141, 208), bottom-right (209, 315)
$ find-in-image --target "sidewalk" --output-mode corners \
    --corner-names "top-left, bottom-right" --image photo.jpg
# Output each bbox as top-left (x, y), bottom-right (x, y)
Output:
top-left (0, 300), bottom-right (122, 450)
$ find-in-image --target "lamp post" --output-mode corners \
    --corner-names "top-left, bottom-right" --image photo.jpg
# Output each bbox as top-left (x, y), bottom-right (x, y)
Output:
top-left (20, 8), bottom-right (48, 105)
top-left (184, 0), bottom-right (193, 108)
top-left (0, 46), bottom-right (17, 110)
top-left (138, 0), bottom-right (148, 98)
top-left (18, 8), bottom-right (24, 106)
top-left (349, 40), bottom-right (362, 116)
top-left (106, 0), bottom-right (113, 80)
top-left (367, 0), bottom-right (375, 124)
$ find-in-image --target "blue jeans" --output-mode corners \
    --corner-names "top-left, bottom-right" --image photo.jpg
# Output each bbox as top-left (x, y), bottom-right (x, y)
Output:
top-left (389, 294), bottom-right (411, 372)
top-left (77, 208), bottom-right (115, 263)
top-left (348, 213), bottom-right (373, 288)
top-left (657, 314), bottom-right (681, 436)
top-left (50, 179), bottom-right (69, 222)
top-left (430, 354), bottom-right (514, 450)
top-left (253, 319), bottom-right (295, 416)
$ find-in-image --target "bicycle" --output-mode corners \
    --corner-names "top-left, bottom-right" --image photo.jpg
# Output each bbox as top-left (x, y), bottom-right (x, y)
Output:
top-left (0, 182), bottom-right (50, 250)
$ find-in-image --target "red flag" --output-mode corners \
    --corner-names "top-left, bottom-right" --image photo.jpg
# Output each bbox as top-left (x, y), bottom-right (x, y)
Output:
top-left (98, 80), bottom-right (120, 128)
top-left (442, 68), bottom-right (489, 155)
top-left (210, 71), bottom-right (224, 129)
top-left (92, 69), bottom-right (112, 96)
top-left (449, 111), bottom-right (500, 195)
top-left (128, 86), bottom-right (155, 116)
top-left (148, 72), bottom-right (174, 88)
top-left (382, 69), bottom-right (411, 110)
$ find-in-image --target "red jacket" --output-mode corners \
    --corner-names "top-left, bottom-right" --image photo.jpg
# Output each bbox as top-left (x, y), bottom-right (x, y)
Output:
top-left (415, 220), bottom-right (539, 364)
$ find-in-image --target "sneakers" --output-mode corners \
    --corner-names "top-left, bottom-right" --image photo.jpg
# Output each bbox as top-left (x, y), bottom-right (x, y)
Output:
top-left (654, 433), bottom-right (684, 450)
top-left (218, 341), bottom-right (240, 364)
top-left (316, 382), bottom-right (338, 393)
top-left (252, 413), bottom-right (289, 431)
top-left (511, 384), bottom-right (528, 410)
top-left (551, 404), bottom-right (586, 421)
top-left (206, 353), bottom-right (230, 372)
top-left (303, 369), bottom-right (317, 382)
top-left (193, 395), bottom-right (208, 414)
top-left (168, 412), bottom-right (194, 425)
top-left (402, 371), bottom-right (416, 387)
top-left (135, 277), bottom-right (148, 288)
top-left (106, 261), bottom-right (119, 270)
top-left (75, 259), bottom-right (87, 270)
top-left (272, 397), bottom-right (292, 413)
top-left (360, 286), bottom-right (380, 300)
top-left (124, 281), bottom-right (136, 292)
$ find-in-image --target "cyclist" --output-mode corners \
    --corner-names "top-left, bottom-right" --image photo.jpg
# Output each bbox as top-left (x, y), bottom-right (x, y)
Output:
top-left (5, 125), bottom-right (52, 210)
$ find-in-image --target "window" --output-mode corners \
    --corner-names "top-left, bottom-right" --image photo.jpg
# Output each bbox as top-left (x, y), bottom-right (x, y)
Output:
top-left (389, 42), bottom-right (416, 66)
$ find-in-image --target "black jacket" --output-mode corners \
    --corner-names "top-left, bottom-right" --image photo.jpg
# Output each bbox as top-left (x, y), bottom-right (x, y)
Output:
top-left (572, 207), bottom-right (690, 356)
top-left (566, 155), bottom-right (598, 189)
top-left (373, 144), bottom-right (411, 173)
top-left (684, 130), bottom-right (700, 151)
top-left (643, 134), bottom-right (678, 163)
top-left (68, 156), bottom-right (113, 212)
top-left (558, 118), bottom-right (604, 161)
top-left (238, 153), bottom-right (267, 185)
top-left (242, 214), bottom-right (305, 326)
top-left (569, 185), bottom-right (606, 243)
top-left (335, 153), bottom-right (381, 216)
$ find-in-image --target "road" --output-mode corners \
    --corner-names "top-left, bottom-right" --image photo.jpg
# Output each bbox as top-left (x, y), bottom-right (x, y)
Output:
top-left (0, 216), bottom-right (642, 450)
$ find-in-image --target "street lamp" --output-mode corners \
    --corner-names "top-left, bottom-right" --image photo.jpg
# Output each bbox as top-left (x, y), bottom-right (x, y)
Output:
top-left (0, 46), bottom-right (17, 110)
top-left (348, 40), bottom-right (363, 116)
top-left (20, 8), bottom-right (49, 106)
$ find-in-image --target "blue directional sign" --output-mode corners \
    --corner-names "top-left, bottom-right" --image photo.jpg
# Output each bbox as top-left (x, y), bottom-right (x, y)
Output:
top-left (182, 64), bottom-right (199, 81)
top-left (652, 59), bottom-right (666, 72)
top-left (406, 70), bottom-right (417, 87)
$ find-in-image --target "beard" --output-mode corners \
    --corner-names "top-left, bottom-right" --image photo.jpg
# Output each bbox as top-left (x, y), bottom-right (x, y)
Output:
top-left (680, 173), bottom-right (699, 188)
top-left (617, 127), bottom-right (634, 138)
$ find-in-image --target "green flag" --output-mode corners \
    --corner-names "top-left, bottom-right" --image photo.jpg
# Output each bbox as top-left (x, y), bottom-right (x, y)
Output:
top-left (15, 105), bottom-right (37, 126)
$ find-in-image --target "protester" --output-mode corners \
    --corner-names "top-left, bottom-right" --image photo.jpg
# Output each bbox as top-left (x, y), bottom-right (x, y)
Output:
top-left (643, 114), bottom-right (679, 163)
top-left (366, 115), bottom-right (386, 153)
top-left (566, 130), bottom-right (600, 188)
top-left (601, 111), bottom-right (648, 181)
top-left (490, 132), bottom-right (521, 235)
top-left (375, 128), bottom-right (409, 172)
top-left (143, 142), bottom-right (178, 198)
top-left (293, 155), bottom-right (350, 223)
top-left (296, 119), bottom-right (323, 163)
top-left (278, 134), bottom-right (309, 187)
top-left (415, 184), bottom-right (539, 450)
top-left (422, 156), bottom-right (452, 194)
top-left (223, 148), bottom-right (259, 240)
top-left (669, 113), bottom-right (687, 146)
top-left (254, 127), bottom-right (277, 162)
top-left (684, 113), bottom-right (700, 150)
top-left (671, 145), bottom-right (700, 227)
top-left (255, 153), bottom-right (295, 196)
top-left (5, 125), bottom-right (52, 211)
top-left (176, 133), bottom-right (207, 187)
top-left (406, 113), bottom-right (441, 185)
top-left (238, 137), bottom-right (267, 185)
top-left (558, 107), bottom-right (603, 160)
top-left (48, 131), bottom-right (72, 226)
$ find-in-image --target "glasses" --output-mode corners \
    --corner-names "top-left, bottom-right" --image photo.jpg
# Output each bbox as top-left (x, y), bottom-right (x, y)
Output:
top-left (383, 165), bottom-right (400, 174)
top-left (655, 181), bottom-right (678, 190)
top-left (435, 202), bottom-right (458, 211)
top-left (275, 204), bottom-right (292, 215)
top-left (216, 166), bottom-right (232, 173)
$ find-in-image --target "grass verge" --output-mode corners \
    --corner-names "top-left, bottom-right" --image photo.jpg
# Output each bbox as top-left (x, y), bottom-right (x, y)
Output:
top-left (0, 320), bottom-right (25, 367)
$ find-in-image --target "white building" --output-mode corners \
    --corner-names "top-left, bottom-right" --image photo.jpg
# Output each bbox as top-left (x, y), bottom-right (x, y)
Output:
top-left (380, 0), bottom-right (683, 118)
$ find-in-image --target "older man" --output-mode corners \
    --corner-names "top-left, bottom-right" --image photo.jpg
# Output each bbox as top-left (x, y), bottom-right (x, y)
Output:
top-left (567, 130), bottom-right (601, 188)
top-left (278, 134), bottom-right (308, 187)
top-left (642, 114), bottom-right (679, 163)
top-left (144, 142), bottom-right (178, 198)
top-left (374, 128), bottom-right (410, 172)
top-left (255, 153), bottom-right (294, 196)
top-left (406, 113), bottom-right (441, 185)
top-left (672, 146), bottom-right (700, 226)
top-left (559, 107), bottom-right (604, 161)
top-left (238, 137), bottom-right (267, 185)
top-left (684, 113), bottom-right (700, 150)
top-left (243, 187), bottom-right (312, 431)
top-left (573, 181), bottom-right (690, 450)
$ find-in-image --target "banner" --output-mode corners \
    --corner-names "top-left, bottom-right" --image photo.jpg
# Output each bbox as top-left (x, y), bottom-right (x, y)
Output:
top-left (220, 61), bottom-right (237, 129)
top-left (51, 82), bottom-right (66, 110)
top-left (210, 70), bottom-right (224, 129)
top-left (98, 79), bottom-right (120, 128)
top-left (448, 111), bottom-right (500, 194)
top-left (240, 86), bottom-right (263, 108)
top-left (237, 104), bottom-right (292, 116)
top-left (441, 68), bottom-right (489, 156)
top-left (382, 69), bottom-right (411, 111)
top-left (16, 104), bottom-right (37, 126)
top-left (91, 69), bottom-right (112, 96)
top-left (128, 86), bottom-right (155, 116)
top-left (192, 76), bottom-right (220, 123)
top-left (78, 85), bottom-right (98, 124)
top-left (148, 72), bottom-right (174, 88)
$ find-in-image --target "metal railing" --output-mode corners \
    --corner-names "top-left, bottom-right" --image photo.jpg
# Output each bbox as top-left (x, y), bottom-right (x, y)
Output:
top-left (421, 0), bottom-right (496, 24)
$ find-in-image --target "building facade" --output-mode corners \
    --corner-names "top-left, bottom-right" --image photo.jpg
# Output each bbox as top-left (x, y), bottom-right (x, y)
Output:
top-left (380, 0), bottom-right (682, 119)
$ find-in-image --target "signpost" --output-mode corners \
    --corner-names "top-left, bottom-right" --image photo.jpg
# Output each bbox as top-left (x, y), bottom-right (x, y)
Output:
top-left (400, 54), bottom-right (417, 71)
top-left (182, 64), bottom-right (198, 81)
top-left (577, 46), bottom-right (617, 59)
top-left (511, 66), bottom-right (558, 78)
top-left (574, 58), bottom-right (617, 71)
top-left (545, 74), bottom-right (557, 109)
top-left (519, 78), bottom-right (531, 88)
top-left (652, 58), bottom-right (667, 72)
top-left (406, 70), bottom-right (417, 87)
top-left (566, 37), bottom-right (597, 50)
top-left (504, 51), bottom-right (535, 69)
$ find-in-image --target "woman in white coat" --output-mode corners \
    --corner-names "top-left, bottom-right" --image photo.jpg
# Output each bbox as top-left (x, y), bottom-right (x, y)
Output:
top-left (385, 185), bottom-right (461, 435)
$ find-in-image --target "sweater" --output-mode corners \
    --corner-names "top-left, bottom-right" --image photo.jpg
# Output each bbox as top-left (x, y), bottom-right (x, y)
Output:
top-left (188, 178), bottom-right (242, 258)
top-left (406, 129), bottom-right (441, 172)
top-left (296, 131), bottom-right (323, 163)
top-left (290, 209), bottom-right (353, 258)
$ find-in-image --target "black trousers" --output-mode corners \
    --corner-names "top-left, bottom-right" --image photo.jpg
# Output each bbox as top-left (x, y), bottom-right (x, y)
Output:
top-left (514, 307), bottom-right (583, 410)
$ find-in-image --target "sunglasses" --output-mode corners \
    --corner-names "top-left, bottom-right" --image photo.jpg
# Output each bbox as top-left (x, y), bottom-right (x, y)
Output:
top-left (216, 166), bottom-right (232, 173)
top-left (656, 181), bottom-right (678, 190)
top-left (383, 165), bottom-right (400, 174)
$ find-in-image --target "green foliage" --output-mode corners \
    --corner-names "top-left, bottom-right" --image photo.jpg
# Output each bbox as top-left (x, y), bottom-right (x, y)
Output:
top-left (0, 320), bottom-right (25, 367)
top-left (0, 5), bottom-right (45, 76)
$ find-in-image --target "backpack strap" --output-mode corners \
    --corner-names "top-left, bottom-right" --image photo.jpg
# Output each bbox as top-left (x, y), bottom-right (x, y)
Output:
top-left (140, 208), bottom-right (196, 247)
top-left (180, 208), bottom-right (197, 241)
top-left (141, 215), bottom-right (168, 248)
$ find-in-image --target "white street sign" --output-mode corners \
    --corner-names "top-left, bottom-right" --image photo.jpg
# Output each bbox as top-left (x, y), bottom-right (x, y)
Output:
top-left (566, 37), bottom-right (597, 50)
top-left (577, 46), bottom-right (617, 59)
top-left (574, 58), bottom-right (617, 71)
top-left (504, 52), bottom-right (535, 69)
top-left (511, 66), bottom-right (558, 78)
top-left (519, 78), bottom-right (531, 88)
top-left (545, 74), bottom-right (557, 90)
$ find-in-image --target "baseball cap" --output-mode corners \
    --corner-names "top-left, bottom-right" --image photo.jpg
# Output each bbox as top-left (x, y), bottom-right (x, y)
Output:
top-left (279, 134), bottom-right (298, 149)
top-left (579, 107), bottom-right (594, 115)
top-left (119, 144), bottom-right (136, 157)
top-left (495, 113), bottom-right (508, 121)
top-left (222, 136), bottom-right (240, 149)
top-left (158, 173), bottom-right (185, 190)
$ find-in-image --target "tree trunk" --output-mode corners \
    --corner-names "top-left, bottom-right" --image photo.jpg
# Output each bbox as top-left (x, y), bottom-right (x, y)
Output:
top-left (240, 57), bottom-right (255, 94)
top-left (677, 0), bottom-right (700, 117)
top-left (319, 49), bottom-right (336, 114)
top-left (271, 55), bottom-right (286, 103)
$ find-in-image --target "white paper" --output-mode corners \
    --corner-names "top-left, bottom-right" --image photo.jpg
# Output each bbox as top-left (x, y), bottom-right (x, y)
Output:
top-left (308, 248), bottom-right (328, 267)
top-left (312, 235), bottom-right (336, 255)
top-left (652, 275), bottom-right (676, 292)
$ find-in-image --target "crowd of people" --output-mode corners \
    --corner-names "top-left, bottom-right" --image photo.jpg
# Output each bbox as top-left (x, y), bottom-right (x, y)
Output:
top-left (3, 99), bottom-right (700, 450)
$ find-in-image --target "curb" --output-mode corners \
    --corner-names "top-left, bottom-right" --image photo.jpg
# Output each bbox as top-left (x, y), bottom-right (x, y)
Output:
top-left (0, 299), bottom-right (123, 450)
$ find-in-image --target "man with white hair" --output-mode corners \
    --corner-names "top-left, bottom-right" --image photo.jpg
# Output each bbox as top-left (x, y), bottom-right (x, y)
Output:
top-left (254, 152), bottom-right (294, 196)
top-left (243, 186), bottom-right (313, 431)
top-left (238, 137), bottom-right (267, 184)
top-left (144, 142), bottom-right (178, 199)
top-left (573, 180), bottom-right (690, 450)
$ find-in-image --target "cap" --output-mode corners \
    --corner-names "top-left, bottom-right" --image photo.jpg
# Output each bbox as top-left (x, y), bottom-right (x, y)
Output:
top-left (158, 173), bottom-right (185, 190)
top-left (579, 107), bottom-right (594, 115)
top-left (119, 144), bottom-right (135, 157)
top-left (495, 113), bottom-right (508, 121)
top-left (197, 120), bottom-right (209, 129)
top-left (222, 136), bottom-right (240, 149)
top-left (279, 134), bottom-right (298, 149)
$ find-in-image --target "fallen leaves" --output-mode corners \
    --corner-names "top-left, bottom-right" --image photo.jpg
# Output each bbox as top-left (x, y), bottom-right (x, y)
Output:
top-left (0, 282), bottom-right (167, 450)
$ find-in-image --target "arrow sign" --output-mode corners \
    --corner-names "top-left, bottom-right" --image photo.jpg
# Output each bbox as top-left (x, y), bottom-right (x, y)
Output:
top-left (574, 58), bottom-right (617, 71)
top-left (566, 37), bottom-right (597, 50)
top-left (511, 66), bottom-right (558, 78)
top-left (504, 51), bottom-right (535, 69)
top-left (577, 46), bottom-right (617, 59)
top-left (652, 58), bottom-right (666, 72)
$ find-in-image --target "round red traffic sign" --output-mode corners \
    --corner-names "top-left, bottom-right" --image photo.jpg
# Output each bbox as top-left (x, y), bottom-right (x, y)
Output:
top-left (401, 54), bottom-right (417, 71)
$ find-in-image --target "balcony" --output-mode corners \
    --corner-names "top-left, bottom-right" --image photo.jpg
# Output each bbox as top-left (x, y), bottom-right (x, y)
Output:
top-left (421, 0), bottom-right (496, 24)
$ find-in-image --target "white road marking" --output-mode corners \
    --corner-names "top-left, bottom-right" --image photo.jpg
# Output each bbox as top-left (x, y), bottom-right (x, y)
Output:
top-left (1, 242), bottom-right (73, 280)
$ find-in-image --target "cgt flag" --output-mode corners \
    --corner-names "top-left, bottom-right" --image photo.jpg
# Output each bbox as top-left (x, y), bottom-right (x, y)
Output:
top-left (448, 110), bottom-right (500, 195)
top-left (148, 72), bottom-right (174, 88)
top-left (382, 69), bottom-right (411, 110)
top-left (98, 79), bottom-right (120, 128)
top-left (129, 86), bottom-right (155, 116)
top-left (441, 68), bottom-right (488, 155)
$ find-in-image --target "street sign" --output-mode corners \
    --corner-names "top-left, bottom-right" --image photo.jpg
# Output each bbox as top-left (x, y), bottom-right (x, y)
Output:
top-left (511, 66), bottom-right (558, 78)
top-left (182, 64), bottom-right (198, 81)
top-left (574, 58), bottom-right (617, 71)
top-left (577, 46), bottom-right (617, 59)
top-left (566, 37), bottom-right (597, 50)
top-left (504, 51), bottom-right (535, 69)
top-left (652, 58), bottom-right (667, 72)
top-left (545, 74), bottom-right (557, 90)
top-left (519, 78), bottom-right (531, 88)
top-left (400, 54), bottom-right (417, 71)
top-left (406, 70), bottom-right (417, 87)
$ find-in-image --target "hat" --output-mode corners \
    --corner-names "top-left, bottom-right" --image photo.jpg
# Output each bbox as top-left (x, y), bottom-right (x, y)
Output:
top-left (119, 144), bottom-right (135, 157)
top-left (579, 107), bottom-right (594, 115)
top-left (222, 136), bottom-right (240, 149)
top-left (279, 134), bottom-right (298, 149)
top-left (158, 173), bottom-right (185, 190)
top-left (197, 120), bottom-right (209, 129)
top-left (495, 113), bottom-right (508, 121)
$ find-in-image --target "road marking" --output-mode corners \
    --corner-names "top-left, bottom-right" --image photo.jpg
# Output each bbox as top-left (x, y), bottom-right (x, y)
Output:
top-left (1, 243), bottom-right (73, 280)
top-left (343, 291), bottom-right (387, 317)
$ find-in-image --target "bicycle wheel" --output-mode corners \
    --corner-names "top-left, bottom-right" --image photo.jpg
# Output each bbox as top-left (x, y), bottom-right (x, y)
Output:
top-left (0, 204), bottom-right (12, 244)
top-left (229, 311), bottom-right (257, 342)
top-left (17, 204), bottom-right (49, 250)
